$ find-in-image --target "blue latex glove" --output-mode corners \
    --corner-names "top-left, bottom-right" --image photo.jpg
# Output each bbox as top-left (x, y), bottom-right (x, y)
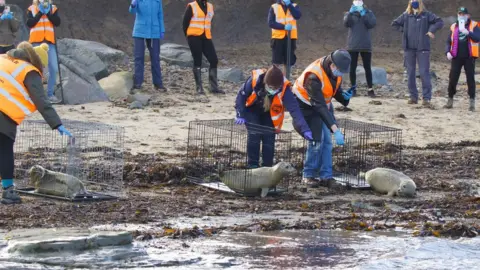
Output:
top-left (334, 130), bottom-right (344, 146)
top-left (160, 32), bottom-right (165, 39)
top-left (303, 131), bottom-right (313, 141)
top-left (282, 0), bottom-right (291, 6)
top-left (349, 6), bottom-right (358, 13)
top-left (235, 117), bottom-right (246, 125)
top-left (360, 9), bottom-right (366, 16)
top-left (57, 125), bottom-right (73, 137)
top-left (0, 13), bottom-right (12, 20)
top-left (284, 24), bottom-right (293, 31)
top-left (342, 90), bottom-right (353, 100)
top-left (131, 0), bottom-right (138, 7)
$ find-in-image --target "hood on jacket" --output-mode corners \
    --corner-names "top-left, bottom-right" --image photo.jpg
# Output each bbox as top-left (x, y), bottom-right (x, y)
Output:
top-left (6, 49), bottom-right (29, 62)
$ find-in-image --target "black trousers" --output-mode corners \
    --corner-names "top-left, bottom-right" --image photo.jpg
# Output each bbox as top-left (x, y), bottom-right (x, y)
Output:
top-left (349, 51), bottom-right (373, 88)
top-left (447, 57), bottom-right (476, 99)
top-left (0, 45), bottom-right (15, 54)
top-left (271, 38), bottom-right (297, 66)
top-left (0, 133), bottom-right (15, 180)
top-left (187, 36), bottom-right (218, 68)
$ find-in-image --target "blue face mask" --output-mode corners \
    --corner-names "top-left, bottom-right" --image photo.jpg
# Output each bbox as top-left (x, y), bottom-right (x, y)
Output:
top-left (332, 68), bottom-right (343, 77)
top-left (411, 1), bottom-right (419, 9)
top-left (265, 85), bottom-right (280, 96)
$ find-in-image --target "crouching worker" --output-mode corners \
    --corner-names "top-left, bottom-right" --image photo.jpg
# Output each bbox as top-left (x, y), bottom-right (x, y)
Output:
top-left (292, 50), bottom-right (353, 188)
top-left (0, 42), bottom-right (72, 205)
top-left (235, 65), bottom-right (312, 168)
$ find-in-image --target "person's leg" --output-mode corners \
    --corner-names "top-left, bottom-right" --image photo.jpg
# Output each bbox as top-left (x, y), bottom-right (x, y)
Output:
top-left (133, 38), bottom-right (146, 88)
top-left (445, 57), bottom-right (463, 108)
top-left (271, 39), bottom-right (286, 73)
top-left (417, 50), bottom-right (432, 104)
top-left (259, 113), bottom-right (275, 167)
top-left (148, 38), bottom-right (165, 90)
top-left (361, 51), bottom-right (375, 97)
top-left (0, 133), bottom-right (20, 205)
top-left (348, 51), bottom-right (359, 88)
top-left (203, 39), bottom-right (224, 94)
top-left (188, 36), bottom-right (205, 94)
top-left (404, 50), bottom-right (418, 103)
top-left (464, 57), bottom-right (476, 111)
top-left (244, 111), bottom-right (262, 168)
top-left (47, 43), bottom-right (59, 102)
top-left (318, 121), bottom-right (333, 180)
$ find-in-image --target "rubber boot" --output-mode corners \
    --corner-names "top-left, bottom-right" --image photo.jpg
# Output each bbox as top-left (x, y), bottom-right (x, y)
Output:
top-left (367, 88), bottom-right (376, 98)
top-left (469, 99), bottom-right (475, 112)
top-left (208, 68), bottom-right (225, 94)
top-left (1, 186), bottom-right (22, 205)
top-left (444, 98), bottom-right (453, 109)
top-left (193, 67), bottom-right (205, 94)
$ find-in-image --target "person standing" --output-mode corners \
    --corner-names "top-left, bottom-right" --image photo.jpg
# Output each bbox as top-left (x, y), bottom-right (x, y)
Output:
top-left (26, 0), bottom-right (61, 104)
top-left (129, 0), bottom-right (166, 91)
top-left (268, 0), bottom-right (301, 75)
top-left (343, 0), bottom-right (377, 97)
top-left (0, 0), bottom-right (19, 54)
top-left (444, 7), bottom-right (480, 112)
top-left (0, 42), bottom-right (72, 205)
top-left (391, 0), bottom-right (444, 108)
top-left (183, 0), bottom-right (224, 95)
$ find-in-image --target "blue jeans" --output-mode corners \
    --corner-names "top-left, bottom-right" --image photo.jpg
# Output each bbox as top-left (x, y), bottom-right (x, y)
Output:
top-left (244, 110), bottom-right (275, 168)
top-left (33, 42), bottom-right (58, 97)
top-left (133, 38), bottom-right (162, 87)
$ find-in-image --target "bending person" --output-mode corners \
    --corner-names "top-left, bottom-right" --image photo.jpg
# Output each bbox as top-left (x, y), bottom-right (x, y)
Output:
top-left (0, 42), bottom-right (72, 205)
top-left (235, 65), bottom-right (312, 168)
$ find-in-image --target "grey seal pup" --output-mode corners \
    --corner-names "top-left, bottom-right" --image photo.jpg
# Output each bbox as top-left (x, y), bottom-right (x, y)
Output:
top-left (360, 167), bottom-right (416, 197)
top-left (28, 165), bottom-right (88, 199)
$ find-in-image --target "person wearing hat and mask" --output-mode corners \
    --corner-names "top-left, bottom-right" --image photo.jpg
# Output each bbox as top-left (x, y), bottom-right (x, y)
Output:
top-left (0, 0), bottom-right (19, 54)
top-left (392, 0), bottom-right (444, 108)
top-left (235, 65), bottom-right (312, 168)
top-left (444, 7), bottom-right (480, 112)
top-left (292, 50), bottom-right (352, 188)
top-left (0, 41), bottom-right (72, 205)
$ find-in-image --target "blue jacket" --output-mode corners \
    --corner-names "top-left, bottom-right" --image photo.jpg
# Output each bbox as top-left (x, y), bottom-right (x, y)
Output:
top-left (129, 0), bottom-right (165, 39)
top-left (235, 73), bottom-right (311, 135)
top-left (268, 0), bottom-right (301, 30)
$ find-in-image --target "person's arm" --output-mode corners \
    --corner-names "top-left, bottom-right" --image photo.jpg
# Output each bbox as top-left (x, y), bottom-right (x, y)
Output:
top-left (306, 75), bottom-right (336, 131)
top-left (129, 1), bottom-right (138, 14)
top-left (427, 11), bottom-right (444, 33)
top-left (287, 3), bottom-right (301, 20)
top-left (333, 87), bottom-right (350, 107)
top-left (235, 77), bottom-right (254, 118)
top-left (158, 0), bottom-right (165, 34)
top-left (363, 10), bottom-right (376, 29)
top-left (468, 23), bottom-right (480, 42)
top-left (26, 10), bottom-right (43, 28)
top-left (343, 12), bottom-right (354, 28)
top-left (183, 4), bottom-right (193, 36)
top-left (46, 9), bottom-right (60, 27)
top-left (391, 13), bottom-right (405, 32)
top-left (268, 7), bottom-right (285, 30)
top-left (24, 71), bottom-right (62, 130)
top-left (445, 28), bottom-right (452, 55)
top-left (9, 16), bottom-right (20, 33)
top-left (282, 86), bottom-right (311, 134)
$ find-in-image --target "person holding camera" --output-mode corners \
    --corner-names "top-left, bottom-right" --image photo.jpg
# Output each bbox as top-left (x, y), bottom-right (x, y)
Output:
top-left (0, 0), bottom-right (19, 54)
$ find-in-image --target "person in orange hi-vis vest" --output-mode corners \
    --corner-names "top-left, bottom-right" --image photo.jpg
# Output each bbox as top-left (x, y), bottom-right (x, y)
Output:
top-left (0, 42), bottom-right (72, 205)
top-left (183, 0), bottom-right (224, 95)
top-left (268, 0), bottom-right (301, 75)
top-left (444, 7), bottom-right (480, 112)
top-left (235, 65), bottom-right (312, 168)
top-left (26, 0), bottom-right (61, 104)
top-left (292, 50), bottom-right (354, 189)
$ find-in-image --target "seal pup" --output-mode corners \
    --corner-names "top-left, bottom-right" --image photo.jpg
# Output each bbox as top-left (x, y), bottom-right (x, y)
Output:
top-left (221, 162), bottom-right (296, 197)
top-left (28, 165), bottom-right (88, 199)
top-left (360, 167), bottom-right (416, 197)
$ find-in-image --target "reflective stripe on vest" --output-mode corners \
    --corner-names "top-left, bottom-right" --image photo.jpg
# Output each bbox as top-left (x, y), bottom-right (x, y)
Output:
top-left (293, 57), bottom-right (342, 106)
top-left (186, 1), bottom-right (214, 39)
top-left (271, 3), bottom-right (298, 39)
top-left (245, 69), bottom-right (267, 106)
top-left (0, 56), bottom-right (40, 125)
top-left (450, 21), bottom-right (479, 58)
top-left (28, 5), bottom-right (57, 44)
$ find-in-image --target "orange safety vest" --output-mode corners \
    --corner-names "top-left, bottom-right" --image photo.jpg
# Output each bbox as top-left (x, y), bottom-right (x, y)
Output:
top-left (292, 57), bottom-right (342, 106)
top-left (271, 3), bottom-right (298, 40)
top-left (0, 55), bottom-right (40, 125)
top-left (27, 4), bottom-right (58, 44)
top-left (186, 1), bottom-right (214, 39)
top-left (450, 21), bottom-right (479, 58)
top-left (245, 69), bottom-right (290, 130)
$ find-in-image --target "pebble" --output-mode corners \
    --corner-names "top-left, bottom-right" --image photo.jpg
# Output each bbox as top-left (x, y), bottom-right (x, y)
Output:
top-left (129, 101), bottom-right (143, 110)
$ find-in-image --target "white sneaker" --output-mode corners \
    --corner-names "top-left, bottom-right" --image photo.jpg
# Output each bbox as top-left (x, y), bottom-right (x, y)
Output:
top-left (48, 96), bottom-right (61, 104)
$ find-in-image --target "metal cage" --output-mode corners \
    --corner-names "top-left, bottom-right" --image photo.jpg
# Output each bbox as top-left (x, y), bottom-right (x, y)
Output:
top-left (14, 120), bottom-right (125, 201)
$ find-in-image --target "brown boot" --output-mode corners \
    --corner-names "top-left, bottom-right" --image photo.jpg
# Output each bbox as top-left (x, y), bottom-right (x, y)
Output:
top-left (422, 99), bottom-right (435, 109)
top-left (407, 98), bottom-right (418, 105)
top-left (444, 98), bottom-right (453, 109)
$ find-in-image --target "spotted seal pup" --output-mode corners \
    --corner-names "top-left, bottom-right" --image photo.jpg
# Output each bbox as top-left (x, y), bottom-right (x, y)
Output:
top-left (221, 162), bottom-right (296, 197)
top-left (28, 165), bottom-right (88, 199)
top-left (360, 167), bottom-right (416, 197)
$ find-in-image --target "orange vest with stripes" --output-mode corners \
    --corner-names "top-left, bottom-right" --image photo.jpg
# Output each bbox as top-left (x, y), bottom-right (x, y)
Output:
top-left (245, 69), bottom-right (290, 130)
top-left (186, 1), bottom-right (214, 39)
top-left (271, 3), bottom-right (298, 40)
top-left (450, 21), bottom-right (479, 58)
top-left (0, 55), bottom-right (40, 125)
top-left (28, 4), bottom-right (58, 44)
top-left (292, 57), bottom-right (342, 106)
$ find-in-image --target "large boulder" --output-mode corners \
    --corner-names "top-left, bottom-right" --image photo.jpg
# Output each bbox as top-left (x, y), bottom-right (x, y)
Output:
top-left (160, 43), bottom-right (208, 68)
top-left (99, 71), bottom-right (133, 101)
top-left (343, 66), bottom-right (388, 86)
top-left (218, 68), bottom-right (245, 83)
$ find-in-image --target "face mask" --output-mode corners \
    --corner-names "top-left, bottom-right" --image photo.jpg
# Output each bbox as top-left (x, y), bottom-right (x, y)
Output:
top-left (411, 1), bottom-right (419, 9)
top-left (353, 1), bottom-right (363, 7)
top-left (265, 85), bottom-right (279, 96)
top-left (458, 15), bottom-right (467, 22)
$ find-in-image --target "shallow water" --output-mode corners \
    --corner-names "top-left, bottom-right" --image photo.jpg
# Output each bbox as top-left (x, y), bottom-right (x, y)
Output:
top-left (0, 228), bottom-right (479, 269)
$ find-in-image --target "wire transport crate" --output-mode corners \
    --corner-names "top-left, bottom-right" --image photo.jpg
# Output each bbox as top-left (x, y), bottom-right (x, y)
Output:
top-left (13, 120), bottom-right (125, 201)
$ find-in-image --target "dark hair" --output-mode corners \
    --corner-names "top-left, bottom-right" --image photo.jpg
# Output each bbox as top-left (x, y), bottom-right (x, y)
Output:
top-left (264, 65), bottom-right (284, 89)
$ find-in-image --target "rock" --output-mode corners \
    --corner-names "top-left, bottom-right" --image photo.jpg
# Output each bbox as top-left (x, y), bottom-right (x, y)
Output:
top-left (343, 66), bottom-right (388, 85)
top-left (99, 71), bottom-right (133, 101)
top-left (129, 101), bottom-right (144, 110)
top-left (9, 5), bottom-right (29, 44)
top-left (160, 43), bottom-right (208, 68)
top-left (58, 39), bottom-right (127, 68)
top-left (218, 68), bottom-right (245, 83)
top-left (57, 39), bottom-right (109, 81)
top-left (56, 56), bottom-right (109, 105)
top-left (369, 100), bottom-right (382, 105)
top-left (126, 93), bottom-right (151, 106)
top-left (415, 71), bottom-right (437, 79)
top-left (396, 114), bottom-right (406, 119)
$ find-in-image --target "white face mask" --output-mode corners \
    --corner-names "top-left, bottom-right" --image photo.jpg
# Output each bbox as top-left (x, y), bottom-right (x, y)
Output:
top-left (265, 85), bottom-right (280, 96)
top-left (353, 1), bottom-right (363, 7)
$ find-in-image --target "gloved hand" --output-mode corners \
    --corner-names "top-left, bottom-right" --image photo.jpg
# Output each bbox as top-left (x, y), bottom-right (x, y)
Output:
top-left (460, 28), bottom-right (470, 35)
top-left (131, 0), bottom-right (138, 7)
top-left (284, 24), bottom-right (293, 31)
top-left (282, 0), bottom-right (291, 6)
top-left (39, 3), bottom-right (50, 14)
top-left (303, 131), bottom-right (313, 141)
top-left (334, 130), bottom-right (344, 145)
top-left (359, 8), bottom-right (366, 16)
top-left (0, 12), bottom-right (12, 20)
top-left (349, 5), bottom-right (359, 13)
top-left (235, 117), bottom-right (246, 125)
top-left (57, 125), bottom-right (72, 137)
top-left (160, 32), bottom-right (165, 39)
top-left (342, 89), bottom-right (353, 100)
top-left (447, 52), bottom-right (453, 60)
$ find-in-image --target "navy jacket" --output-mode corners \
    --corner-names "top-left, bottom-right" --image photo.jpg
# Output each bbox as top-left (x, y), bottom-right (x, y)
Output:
top-left (344, 8), bottom-right (377, 52)
top-left (268, 0), bottom-right (301, 31)
top-left (235, 73), bottom-right (310, 135)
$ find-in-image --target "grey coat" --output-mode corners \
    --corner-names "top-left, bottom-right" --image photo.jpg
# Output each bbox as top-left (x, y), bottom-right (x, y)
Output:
top-left (0, 49), bottom-right (62, 141)
top-left (0, 11), bottom-right (19, 46)
top-left (344, 9), bottom-right (377, 52)
top-left (391, 10), bottom-right (444, 51)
